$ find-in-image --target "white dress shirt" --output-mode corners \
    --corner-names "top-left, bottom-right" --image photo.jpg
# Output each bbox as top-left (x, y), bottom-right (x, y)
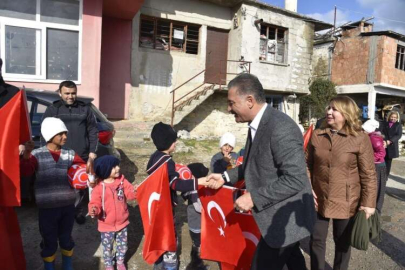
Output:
top-left (248, 103), bottom-right (267, 142)
top-left (223, 103), bottom-right (267, 182)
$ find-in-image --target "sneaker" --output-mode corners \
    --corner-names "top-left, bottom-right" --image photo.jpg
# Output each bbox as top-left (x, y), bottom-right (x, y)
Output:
top-left (75, 214), bottom-right (86, 225)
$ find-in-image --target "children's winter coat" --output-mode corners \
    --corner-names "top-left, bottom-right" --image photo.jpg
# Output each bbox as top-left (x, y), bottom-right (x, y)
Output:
top-left (88, 175), bottom-right (136, 232)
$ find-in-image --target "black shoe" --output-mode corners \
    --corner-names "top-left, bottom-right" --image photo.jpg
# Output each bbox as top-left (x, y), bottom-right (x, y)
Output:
top-left (75, 214), bottom-right (86, 225)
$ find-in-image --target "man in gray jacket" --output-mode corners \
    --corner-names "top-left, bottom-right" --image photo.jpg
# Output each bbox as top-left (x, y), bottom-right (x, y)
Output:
top-left (207, 74), bottom-right (315, 270)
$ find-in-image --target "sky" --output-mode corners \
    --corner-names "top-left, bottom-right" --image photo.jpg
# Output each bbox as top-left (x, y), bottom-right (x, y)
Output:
top-left (262, 0), bottom-right (405, 35)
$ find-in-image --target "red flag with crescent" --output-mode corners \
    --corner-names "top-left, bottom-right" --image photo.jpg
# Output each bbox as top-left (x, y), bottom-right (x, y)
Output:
top-left (0, 90), bottom-right (31, 206)
top-left (137, 161), bottom-right (176, 264)
top-left (303, 124), bottom-right (314, 150)
top-left (220, 210), bottom-right (261, 270)
top-left (0, 89), bottom-right (29, 270)
top-left (199, 186), bottom-right (246, 266)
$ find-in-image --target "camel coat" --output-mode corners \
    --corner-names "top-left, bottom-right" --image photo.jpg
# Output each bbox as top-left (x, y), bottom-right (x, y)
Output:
top-left (307, 128), bottom-right (377, 219)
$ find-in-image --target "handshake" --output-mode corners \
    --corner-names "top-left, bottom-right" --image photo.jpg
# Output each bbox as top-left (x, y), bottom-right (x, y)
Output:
top-left (197, 173), bottom-right (225, 189)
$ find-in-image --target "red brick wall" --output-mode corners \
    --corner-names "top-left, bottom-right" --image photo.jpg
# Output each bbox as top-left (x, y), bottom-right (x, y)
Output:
top-left (375, 36), bottom-right (405, 87)
top-left (331, 34), bottom-right (371, 85)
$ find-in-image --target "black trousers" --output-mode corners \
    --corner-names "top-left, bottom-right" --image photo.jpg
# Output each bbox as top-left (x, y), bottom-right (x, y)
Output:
top-left (376, 163), bottom-right (388, 213)
top-left (74, 189), bottom-right (88, 216)
top-left (385, 157), bottom-right (393, 176)
top-left (38, 204), bottom-right (75, 258)
top-left (310, 214), bottom-right (352, 270)
top-left (251, 238), bottom-right (306, 270)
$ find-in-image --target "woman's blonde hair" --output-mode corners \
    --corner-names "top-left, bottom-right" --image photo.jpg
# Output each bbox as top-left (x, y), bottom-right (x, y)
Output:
top-left (321, 96), bottom-right (363, 136)
top-left (387, 110), bottom-right (400, 122)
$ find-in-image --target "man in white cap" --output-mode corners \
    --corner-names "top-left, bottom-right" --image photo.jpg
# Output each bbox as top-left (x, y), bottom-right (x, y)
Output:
top-left (21, 117), bottom-right (85, 270)
top-left (210, 132), bottom-right (238, 173)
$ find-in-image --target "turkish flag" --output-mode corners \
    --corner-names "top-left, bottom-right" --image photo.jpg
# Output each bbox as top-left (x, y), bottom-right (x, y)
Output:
top-left (0, 89), bottom-right (29, 270)
top-left (0, 90), bottom-right (31, 206)
top-left (221, 211), bottom-right (261, 270)
top-left (303, 124), bottom-right (314, 150)
top-left (137, 162), bottom-right (176, 264)
top-left (199, 186), bottom-right (245, 266)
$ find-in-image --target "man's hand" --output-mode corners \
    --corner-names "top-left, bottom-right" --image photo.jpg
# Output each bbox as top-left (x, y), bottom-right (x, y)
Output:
top-left (206, 173), bottom-right (225, 189)
top-left (89, 152), bottom-right (97, 160)
top-left (359, 206), bottom-right (375, 219)
top-left (19, 144), bottom-right (25, 155)
top-left (197, 177), bottom-right (208, 186)
top-left (235, 192), bottom-right (254, 212)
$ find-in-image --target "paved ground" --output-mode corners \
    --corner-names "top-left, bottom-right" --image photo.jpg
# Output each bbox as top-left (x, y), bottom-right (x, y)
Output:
top-left (16, 122), bottom-right (405, 269)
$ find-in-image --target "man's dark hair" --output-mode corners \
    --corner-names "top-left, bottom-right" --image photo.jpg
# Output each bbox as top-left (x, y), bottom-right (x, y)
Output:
top-left (58, 80), bottom-right (77, 92)
top-left (0, 58), bottom-right (3, 70)
top-left (228, 73), bottom-right (266, 103)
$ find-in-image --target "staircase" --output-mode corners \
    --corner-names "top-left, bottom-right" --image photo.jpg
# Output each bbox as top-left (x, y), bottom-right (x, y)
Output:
top-left (170, 60), bottom-right (251, 126)
top-left (171, 83), bottom-right (217, 126)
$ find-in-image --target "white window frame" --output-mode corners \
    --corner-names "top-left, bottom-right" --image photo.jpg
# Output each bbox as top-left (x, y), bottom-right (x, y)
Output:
top-left (0, 0), bottom-right (83, 84)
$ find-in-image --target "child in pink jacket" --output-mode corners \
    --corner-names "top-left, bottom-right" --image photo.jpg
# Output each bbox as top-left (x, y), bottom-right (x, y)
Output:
top-left (88, 155), bottom-right (136, 270)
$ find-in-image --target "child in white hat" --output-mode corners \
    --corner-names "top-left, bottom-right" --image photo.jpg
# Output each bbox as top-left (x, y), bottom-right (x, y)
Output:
top-left (21, 117), bottom-right (85, 270)
top-left (210, 132), bottom-right (239, 173)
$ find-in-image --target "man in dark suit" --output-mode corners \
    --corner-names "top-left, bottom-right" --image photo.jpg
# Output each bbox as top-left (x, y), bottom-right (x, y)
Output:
top-left (207, 74), bottom-right (315, 270)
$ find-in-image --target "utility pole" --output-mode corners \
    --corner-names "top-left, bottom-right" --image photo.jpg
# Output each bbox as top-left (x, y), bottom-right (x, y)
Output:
top-left (333, 5), bottom-right (337, 36)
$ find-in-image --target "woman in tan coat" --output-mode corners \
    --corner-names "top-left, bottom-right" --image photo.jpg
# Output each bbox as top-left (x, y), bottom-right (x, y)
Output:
top-left (307, 96), bottom-right (377, 270)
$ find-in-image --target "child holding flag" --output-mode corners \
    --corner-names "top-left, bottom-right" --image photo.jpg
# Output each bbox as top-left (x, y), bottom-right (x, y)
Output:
top-left (20, 117), bottom-right (85, 270)
top-left (146, 122), bottom-right (208, 270)
top-left (88, 155), bottom-right (137, 270)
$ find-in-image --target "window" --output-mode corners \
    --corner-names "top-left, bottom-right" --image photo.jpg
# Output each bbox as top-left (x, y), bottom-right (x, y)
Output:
top-left (396, 45), bottom-right (405, 71)
top-left (266, 96), bottom-right (283, 111)
top-left (259, 24), bottom-right (287, 64)
top-left (139, 15), bottom-right (200, 55)
top-left (0, 0), bottom-right (82, 82)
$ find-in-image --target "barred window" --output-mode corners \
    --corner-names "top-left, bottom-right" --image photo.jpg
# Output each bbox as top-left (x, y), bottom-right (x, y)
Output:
top-left (259, 24), bottom-right (288, 64)
top-left (140, 15), bottom-right (200, 55)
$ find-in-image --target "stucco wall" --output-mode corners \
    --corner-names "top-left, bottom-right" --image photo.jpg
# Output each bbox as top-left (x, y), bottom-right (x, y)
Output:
top-left (312, 41), bottom-right (332, 79)
top-left (6, 0), bottom-right (103, 106)
top-left (233, 3), bottom-right (314, 94)
top-left (129, 0), bottom-right (232, 121)
top-left (99, 17), bottom-right (132, 119)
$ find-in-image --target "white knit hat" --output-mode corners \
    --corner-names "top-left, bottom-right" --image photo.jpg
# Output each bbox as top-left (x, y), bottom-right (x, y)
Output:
top-left (41, 117), bottom-right (68, 142)
top-left (362, 119), bottom-right (379, 133)
top-left (219, 132), bottom-right (236, 148)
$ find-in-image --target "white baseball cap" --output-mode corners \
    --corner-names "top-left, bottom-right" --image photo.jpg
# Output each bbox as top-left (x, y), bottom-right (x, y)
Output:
top-left (41, 117), bottom-right (68, 142)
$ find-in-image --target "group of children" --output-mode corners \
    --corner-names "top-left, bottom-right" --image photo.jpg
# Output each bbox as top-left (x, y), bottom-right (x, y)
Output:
top-left (22, 117), bottom-right (241, 270)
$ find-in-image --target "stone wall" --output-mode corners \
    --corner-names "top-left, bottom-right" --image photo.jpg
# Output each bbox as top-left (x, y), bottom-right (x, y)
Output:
top-left (175, 92), bottom-right (249, 143)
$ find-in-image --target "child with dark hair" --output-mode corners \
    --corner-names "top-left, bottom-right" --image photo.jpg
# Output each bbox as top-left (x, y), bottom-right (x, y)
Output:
top-left (88, 155), bottom-right (137, 270)
top-left (147, 122), bottom-right (207, 270)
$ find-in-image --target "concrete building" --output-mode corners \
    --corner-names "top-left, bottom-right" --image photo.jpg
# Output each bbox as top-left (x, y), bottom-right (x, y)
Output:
top-left (1, 0), bottom-right (143, 119)
top-left (313, 21), bottom-right (405, 121)
top-left (131, 0), bottom-right (331, 139)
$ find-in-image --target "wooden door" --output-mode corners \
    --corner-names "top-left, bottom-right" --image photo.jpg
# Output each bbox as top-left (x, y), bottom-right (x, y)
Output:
top-left (205, 28), bottom-right (229, 85)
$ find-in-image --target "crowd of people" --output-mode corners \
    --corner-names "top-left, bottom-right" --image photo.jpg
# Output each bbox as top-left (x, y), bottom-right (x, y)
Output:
top-left (9, 71), bottom-right (403, 270)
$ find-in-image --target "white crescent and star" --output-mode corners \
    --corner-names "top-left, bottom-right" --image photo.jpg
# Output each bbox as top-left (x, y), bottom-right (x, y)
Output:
top-left (148, 192), bottom-right (161, 224)
top-left (242, 231), bottom-right (259, 246)
top-left (207, 201), bottom-right (227, 237)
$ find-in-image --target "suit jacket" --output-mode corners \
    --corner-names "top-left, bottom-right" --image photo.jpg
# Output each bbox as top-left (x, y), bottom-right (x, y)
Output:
top-left (227, 105), bottom-right (315, 248)
top-left (382, 121), bottom-right (402, 159)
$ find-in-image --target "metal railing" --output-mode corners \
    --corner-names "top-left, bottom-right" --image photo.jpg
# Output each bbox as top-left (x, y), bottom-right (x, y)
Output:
top-left (170, 60), bottom-right (252, 126)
